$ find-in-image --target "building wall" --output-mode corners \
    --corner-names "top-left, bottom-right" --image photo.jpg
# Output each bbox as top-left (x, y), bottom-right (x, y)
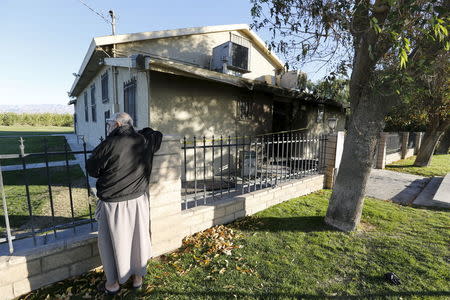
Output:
top-left (149, 71), bottom-right (273, 137)
top-left (74, 65), bottom-right (114, 148)
top-left (149, 71), bottom-right (273, 181)
top-left (116, 30), bottom-right (279, 80)
top-left (74, 66), bottom-right (149, 148)
top-left (115, 67), bottom-right (149, 130)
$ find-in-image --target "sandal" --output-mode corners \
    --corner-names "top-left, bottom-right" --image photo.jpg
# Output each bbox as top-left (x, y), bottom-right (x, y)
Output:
top-left (97, 282), bottom-right (121, 296)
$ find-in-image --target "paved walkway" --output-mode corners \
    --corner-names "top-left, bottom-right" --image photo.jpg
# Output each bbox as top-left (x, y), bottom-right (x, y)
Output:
top-left (61, 134), bottom-right (97, 194)
top-left (365, 169), bottom-right (430, 205)
top-left (413, 174), bottom-right (450, 208)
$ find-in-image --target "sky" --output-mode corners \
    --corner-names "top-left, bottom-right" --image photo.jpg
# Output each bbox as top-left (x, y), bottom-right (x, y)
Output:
top-left (0, 0), bottom-right (325, 106)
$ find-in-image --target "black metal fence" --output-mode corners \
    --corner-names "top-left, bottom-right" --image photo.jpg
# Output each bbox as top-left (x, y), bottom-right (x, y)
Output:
top-left (386, 133), bottom-right (402, 155)
top-left (0, 136), bottom-right (95, 254)
top-left (181, 132), bottom-right (327, 210)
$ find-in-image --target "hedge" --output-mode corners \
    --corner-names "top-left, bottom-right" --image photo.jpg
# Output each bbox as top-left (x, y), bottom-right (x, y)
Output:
top-left (0, 113), bottom-right (73, 127)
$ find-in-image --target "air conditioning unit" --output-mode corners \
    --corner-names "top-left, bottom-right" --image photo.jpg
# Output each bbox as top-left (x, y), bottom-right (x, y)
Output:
top-left (279, 70), bottom-right (307, 90)
top-left (211, 41), bottom-right (250, 74)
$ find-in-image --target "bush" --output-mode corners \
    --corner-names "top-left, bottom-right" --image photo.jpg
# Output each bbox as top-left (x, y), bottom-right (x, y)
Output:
top-left (0, 113), bottom-right (74, 127)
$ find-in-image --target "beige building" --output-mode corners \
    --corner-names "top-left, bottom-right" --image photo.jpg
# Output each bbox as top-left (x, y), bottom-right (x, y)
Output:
top-left (68, 24), bottom-right (346, 148)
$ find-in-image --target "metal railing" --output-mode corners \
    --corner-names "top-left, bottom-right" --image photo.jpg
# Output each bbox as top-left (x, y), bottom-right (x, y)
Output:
top-left (386, 133), bottom-right (402, 155)
top-left (0, 137), bottom-right (95, 254)
top-left (181, 132), bottom-right (327, 210)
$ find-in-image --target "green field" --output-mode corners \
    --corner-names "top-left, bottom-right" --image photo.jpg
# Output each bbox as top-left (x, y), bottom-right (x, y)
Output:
top-left (0, 126), bottom-right (75, 166)
top-left (0, 125), bottom-right (73, 136)
top-left (386, 154), bottom-right (450, 177)
top-left (22, 190), bottom-right (450, 299)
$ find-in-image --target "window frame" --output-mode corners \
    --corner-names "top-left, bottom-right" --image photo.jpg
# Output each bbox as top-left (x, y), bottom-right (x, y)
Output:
top-left (237, 97), bottom-right (253, 121)
top-left (83, 91), bottom-right (89, 122)
top-left (90, 84), bottom-right (97, 123)
top-left (101, 71), bottom-right (109, 103)
top-left (123, 78), bottom-right (137, 125)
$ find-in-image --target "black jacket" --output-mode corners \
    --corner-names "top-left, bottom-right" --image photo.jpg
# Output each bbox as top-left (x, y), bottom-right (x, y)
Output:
top-left (86, 125), bottom-right (163, 202)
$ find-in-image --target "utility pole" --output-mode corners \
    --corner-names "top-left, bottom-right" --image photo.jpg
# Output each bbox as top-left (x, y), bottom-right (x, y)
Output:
top-left (109, 10), bottom-right (116, 35)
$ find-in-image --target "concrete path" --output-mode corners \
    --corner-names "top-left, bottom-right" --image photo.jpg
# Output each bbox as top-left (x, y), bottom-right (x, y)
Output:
top-left (365, 169), bottom-right (430, 205)
top-left (61, 134), bottom-right (97, 194)
top-left (413, 174), bottom-right (450, 208)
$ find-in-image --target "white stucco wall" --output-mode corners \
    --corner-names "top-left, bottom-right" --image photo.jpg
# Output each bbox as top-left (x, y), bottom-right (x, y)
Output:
top-left (116, 30), bottom-right (280, 80)
top-left (74, 66), bottom-right (149, 148)
top-left (74, 65), bottom-right (114, 148)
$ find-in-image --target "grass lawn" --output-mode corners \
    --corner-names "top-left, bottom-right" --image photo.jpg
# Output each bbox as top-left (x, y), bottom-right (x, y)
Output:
top-left (21, 190), bottom-right (450, 299)
top-left (0, 166), bottom-right (93, 237)
top-left (0, 126), bottom-right (75, 166)
top-left (386, 154), bottom-right (450, 177)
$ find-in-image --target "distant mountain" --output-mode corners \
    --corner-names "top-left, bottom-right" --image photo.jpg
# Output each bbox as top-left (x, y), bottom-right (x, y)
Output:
top-left (0, 104), bottom-right (73, 114)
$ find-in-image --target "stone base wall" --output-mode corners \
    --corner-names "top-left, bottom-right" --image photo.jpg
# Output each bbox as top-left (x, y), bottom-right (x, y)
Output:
top-left (181, 175), bottom-right (325, 237)
top-left (385, 152), bottom-right (402, 165)
top-left (404, 148), bottom-right (415, 159)
top-left (0, 233), bottom-right (100, 300)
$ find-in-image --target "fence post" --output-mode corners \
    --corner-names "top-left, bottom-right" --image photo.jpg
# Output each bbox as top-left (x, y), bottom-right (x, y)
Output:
top-left (375, 133), bottom-right (388, 169)
top-left (414, 132), bottom-right (423, 154)
top-left (0, 161), bottom-right (14, 254)
top-left (401, 132), bottom-right (409, 159)
top-left (323, 131), bottom-right (345, 189)
top-left (148, 135), bottom-right (184, 257)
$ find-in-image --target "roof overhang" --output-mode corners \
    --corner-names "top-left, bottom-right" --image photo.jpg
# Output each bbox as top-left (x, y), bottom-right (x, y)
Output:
top-left (69, 24), bottom-right (285, 98)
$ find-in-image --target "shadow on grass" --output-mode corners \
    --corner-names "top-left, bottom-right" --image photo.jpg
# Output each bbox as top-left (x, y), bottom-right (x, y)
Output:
top-left (233, 216), bottom-right (337, 233)
top-left (148, 289), bottom-right (450, 299)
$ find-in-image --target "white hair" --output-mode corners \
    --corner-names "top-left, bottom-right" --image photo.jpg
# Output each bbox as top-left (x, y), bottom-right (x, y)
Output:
top-left (111, 112), bottom-right (133, 127)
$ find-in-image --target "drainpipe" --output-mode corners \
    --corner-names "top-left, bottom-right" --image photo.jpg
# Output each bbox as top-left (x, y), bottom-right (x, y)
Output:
top-left (109, 10), bottom-right (119, 113)
top-left (112, 66), bottom-right (119, 113)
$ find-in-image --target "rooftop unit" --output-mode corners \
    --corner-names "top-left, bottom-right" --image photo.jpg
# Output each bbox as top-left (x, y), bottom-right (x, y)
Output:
top-left (211, 34), bottom-right (251, 76)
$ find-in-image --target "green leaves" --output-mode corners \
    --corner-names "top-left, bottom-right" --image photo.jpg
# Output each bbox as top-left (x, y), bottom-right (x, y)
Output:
top-left (398, 37), bottom-right (410, 69)
top-left (429, 16), bottom-right (449, 42)
top-left (370, 17), bottom-right (382, 34)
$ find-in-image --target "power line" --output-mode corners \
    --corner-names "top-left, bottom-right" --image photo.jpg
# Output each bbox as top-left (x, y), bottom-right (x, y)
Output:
top-left (77, 0), bottom-right (111, 25)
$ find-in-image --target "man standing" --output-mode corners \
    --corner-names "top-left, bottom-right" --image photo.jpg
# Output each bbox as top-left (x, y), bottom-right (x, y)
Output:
top-left (86, 112), bottom-right (163, 295)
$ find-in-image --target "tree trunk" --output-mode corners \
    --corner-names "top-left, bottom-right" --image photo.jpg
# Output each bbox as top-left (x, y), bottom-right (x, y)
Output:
top-left (325, 93), bottom-right (388, 232)
top-left (436, 128), bottom-right (450, 154)
top-left (413, 130), bottom-right (443, 166)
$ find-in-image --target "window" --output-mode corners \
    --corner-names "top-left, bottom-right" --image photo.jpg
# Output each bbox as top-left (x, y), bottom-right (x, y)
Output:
top-left (124, 78), bottom-right (137, 125)
top-left (91, 85), bottom-right (97, 122)
top-left (237, 97), bottom-right (253, 120)
top-left (101, 72), bottom-right (109, 103)
top-left (84, 92), bottom-right (89, 122)
top-left (104, 110), bottom-right (110, 137)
